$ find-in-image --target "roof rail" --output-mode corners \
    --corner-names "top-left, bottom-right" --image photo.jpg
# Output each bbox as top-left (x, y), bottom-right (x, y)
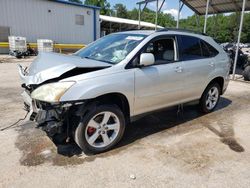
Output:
top-left (157, 28), bottom-right (208, 36)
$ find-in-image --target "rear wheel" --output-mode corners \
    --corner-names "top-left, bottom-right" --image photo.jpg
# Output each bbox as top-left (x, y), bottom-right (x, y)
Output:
top-left (200, 83), bottom-right (221, 113)
top-left (74, 104), bottom-right (125, 154)
top-left (243, 66), bottom-right (250, 81)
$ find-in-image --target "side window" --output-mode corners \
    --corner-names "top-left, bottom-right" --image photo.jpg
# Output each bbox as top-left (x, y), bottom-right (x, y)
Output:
top-left (143, 38), bottom-right (176, 65)
top-left (202, 40), bottom-right (219, 57)
top-left (179, 36), bottom-right (202, 60)
top-left (200, 41), bottom-right (211, 57)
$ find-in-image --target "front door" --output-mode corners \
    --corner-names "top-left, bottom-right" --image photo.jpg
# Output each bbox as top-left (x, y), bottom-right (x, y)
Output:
top-left (134, 36), bottom-right (185, 115)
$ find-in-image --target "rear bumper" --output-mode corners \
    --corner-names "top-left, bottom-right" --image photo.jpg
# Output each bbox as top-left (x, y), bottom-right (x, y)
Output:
top-left (222, 74), bottom-right (230, 95)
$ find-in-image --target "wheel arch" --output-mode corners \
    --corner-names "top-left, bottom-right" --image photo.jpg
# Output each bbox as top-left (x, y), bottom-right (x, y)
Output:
top-left (90, 92), bottom-right (131, 124)
top-left (206, 76), bottom-right (224, 95)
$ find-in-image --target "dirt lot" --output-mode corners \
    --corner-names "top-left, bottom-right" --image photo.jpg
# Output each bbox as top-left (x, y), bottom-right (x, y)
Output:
top-left (0, 56), bottom-right (250, 188)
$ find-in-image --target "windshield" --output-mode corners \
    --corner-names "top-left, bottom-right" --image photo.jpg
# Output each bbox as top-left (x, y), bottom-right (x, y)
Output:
top-left (75, 33), bottom-right (146, 64)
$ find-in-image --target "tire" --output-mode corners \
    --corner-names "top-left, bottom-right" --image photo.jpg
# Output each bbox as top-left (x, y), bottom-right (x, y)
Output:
top-left (243, 66), bottom-right (250, 81)
top-left (200, 83), bottom-right (221, 113)
top-left (74, 104), bottom-right (125, 154)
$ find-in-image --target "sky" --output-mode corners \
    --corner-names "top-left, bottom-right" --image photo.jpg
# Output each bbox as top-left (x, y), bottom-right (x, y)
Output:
top-left (108, 0), bottom-right (194, 19)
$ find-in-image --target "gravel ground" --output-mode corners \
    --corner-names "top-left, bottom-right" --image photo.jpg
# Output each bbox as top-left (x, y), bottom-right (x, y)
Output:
top-left (0, 55), bottom-right (250, 188)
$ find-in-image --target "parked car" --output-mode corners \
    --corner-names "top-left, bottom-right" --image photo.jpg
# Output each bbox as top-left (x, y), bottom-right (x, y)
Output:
top-left (18, 29), bottom-right (230, 154)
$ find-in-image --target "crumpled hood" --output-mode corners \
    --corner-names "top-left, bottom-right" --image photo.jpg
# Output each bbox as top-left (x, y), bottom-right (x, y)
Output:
top-left (18, 52), bottom-right (110, 85)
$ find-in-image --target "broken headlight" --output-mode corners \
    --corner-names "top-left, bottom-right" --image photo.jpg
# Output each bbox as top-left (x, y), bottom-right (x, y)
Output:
top-left (31, 81), bottom-right (75, 103)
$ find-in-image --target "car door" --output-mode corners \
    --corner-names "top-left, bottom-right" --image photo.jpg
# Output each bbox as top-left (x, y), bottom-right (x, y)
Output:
top-left (178, 35), bottom-right (217, 101)
top-left (133, 36), bottom-right (185, 115)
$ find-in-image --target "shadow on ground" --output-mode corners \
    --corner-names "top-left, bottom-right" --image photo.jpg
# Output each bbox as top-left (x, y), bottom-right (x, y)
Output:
top-left (58, 97), bottom-right (243, 155)
top-left (15, 97), bottom-right (244, 166)
top-left (116, 97), bottom-right (243, 153)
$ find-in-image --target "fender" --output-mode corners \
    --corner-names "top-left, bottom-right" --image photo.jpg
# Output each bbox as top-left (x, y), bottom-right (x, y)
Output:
top-left (60, 70), bottom-right (135, 116)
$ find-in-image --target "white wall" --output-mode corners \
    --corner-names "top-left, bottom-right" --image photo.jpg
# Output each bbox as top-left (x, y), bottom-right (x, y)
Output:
top-left (0, 0), bottom-right (100, 44)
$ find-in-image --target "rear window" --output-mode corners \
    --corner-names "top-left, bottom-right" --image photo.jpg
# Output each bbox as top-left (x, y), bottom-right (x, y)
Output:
top-left (179, 35), bottom-right (202, 60)
top-left (201, 40), bottom-right (219, 57)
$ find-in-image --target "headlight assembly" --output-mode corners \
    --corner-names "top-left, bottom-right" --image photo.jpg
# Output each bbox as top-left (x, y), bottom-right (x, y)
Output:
top-left (31, 81), bottom-right (75, 103)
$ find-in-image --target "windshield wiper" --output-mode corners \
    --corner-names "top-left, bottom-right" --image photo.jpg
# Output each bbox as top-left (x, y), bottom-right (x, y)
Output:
top-left (83, 56), bottom-right (114, 65)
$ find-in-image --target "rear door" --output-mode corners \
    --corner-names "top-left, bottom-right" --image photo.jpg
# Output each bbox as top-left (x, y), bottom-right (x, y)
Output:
top-left (178, 35), bottom-right (218, 101)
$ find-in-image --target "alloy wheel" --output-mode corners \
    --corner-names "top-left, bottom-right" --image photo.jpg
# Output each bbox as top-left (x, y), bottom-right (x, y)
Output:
top-left (206, 86), bottom-right (219, 110)
top-left (84, 111), bottom-right (120, 148)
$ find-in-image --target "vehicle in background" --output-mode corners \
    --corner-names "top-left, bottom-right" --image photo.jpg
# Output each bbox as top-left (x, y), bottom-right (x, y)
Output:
top-left (18, 29), bottom-right (230, 154)
top-left (223, 43), bottom-right (235, 51)
top-left (246, 43), bottom-right (250, 48)
top-left (221, 42), bottom-right (250, 80)
top-left (241, 47), bottom-right (250, 58)
top-left (243, 63), bottom-right (250, 81)
top-left (226, 48), bottom-right (248, 72)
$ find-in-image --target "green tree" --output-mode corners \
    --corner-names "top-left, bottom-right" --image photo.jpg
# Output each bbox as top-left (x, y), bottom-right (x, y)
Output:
top-left (84, 0), bottom-right (111, 15)
top-left (113, 4), bottom-right (128, 18)
top-left (69, 0), bottom-right (82, 4)
top-left (158, 13), bottom-right (175, 27)
top-left (127, 8), bottom-right (138, 20)
top-left (85, 0), bottom-right (250, 43)
top-left (128, 8), bottom-right (175, 28)
top-left (179, 13), bottom-right (250, 43)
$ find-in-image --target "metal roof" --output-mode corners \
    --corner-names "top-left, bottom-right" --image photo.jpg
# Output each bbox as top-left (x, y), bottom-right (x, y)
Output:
top-left (100, 15), bottom-right (164, 30)
top-left (181, 0), bottom-right (250, 15)
top-left (50, 0), bottom-right (101, 10)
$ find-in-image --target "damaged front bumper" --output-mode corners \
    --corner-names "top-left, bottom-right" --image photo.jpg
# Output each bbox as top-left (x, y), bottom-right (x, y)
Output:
top-left (21, 89), bottom-right (62, 135)
top-left (21, 90), bottom-right (38, 121)
top-left (21, 89), bottom-right (84, 137)
top-left (18, 64), bottom-right (87, 139)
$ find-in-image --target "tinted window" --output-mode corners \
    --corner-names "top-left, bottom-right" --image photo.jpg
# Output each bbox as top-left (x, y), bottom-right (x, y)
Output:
top-left (200, 41), bottom-right (211, 57)
top-left (180, 36), bottom-right (202, 60)
top-left (203, 40), bottom-right (219, 57)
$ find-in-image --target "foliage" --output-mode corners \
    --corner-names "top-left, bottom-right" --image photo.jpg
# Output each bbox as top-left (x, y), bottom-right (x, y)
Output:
top-left (126, 8), bottom-right (175, 27)
top-left (81, 1), bottom-right (250, 43)
top-left (180, 13), bottom-right (250, 43)
top-left (84, 0), bottom-right (111, 15)
top-left (113, 4), bottom-right (128, 18)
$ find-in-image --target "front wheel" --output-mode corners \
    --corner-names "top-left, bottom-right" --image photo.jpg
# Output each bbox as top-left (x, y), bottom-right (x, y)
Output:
top-left (200, 83), bottom-right (221, 113)
top-left (74, 104), bottom-right (125, 154)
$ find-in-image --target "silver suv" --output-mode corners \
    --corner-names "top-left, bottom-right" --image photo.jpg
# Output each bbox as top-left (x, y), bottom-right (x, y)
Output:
top-left (18, 29), bottom-right (230, 154)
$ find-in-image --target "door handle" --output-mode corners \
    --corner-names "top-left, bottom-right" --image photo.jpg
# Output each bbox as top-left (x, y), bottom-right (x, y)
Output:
top-left (175, 66), bottom-right (183, 73)
top-left (209, 62), bottom-right (215, 67)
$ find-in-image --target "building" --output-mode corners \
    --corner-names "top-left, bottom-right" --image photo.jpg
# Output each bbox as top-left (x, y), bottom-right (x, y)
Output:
top-left (0, 0), bottom-right (166, 54)
top-left (0, 0), bottom-right (100, 44)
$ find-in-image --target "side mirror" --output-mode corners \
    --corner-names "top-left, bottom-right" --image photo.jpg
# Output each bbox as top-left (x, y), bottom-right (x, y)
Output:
top-left (139, 53), bottom-right (155, 67)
